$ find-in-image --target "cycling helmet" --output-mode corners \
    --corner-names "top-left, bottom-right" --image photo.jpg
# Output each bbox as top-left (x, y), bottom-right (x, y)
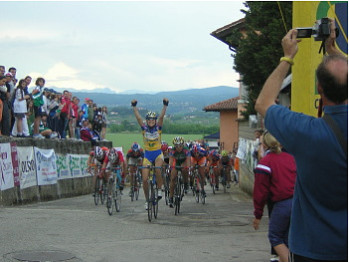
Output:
top-left (173, 136), bottom-right (184, 145)
top-left (191, 144), bottom-right (199, 154)
top-left (221, 150), bottom-right (228, 157)
top-left (94, 146), bottom-right (105, 161)
top-left (108, 148), bottom-right (119, 163)
top-left (131, 142), bottom-right (140, 152)
top-left (145, 111), bottom-right (157, 120)
top-left (210, 149), bottom-right (220, 158)
top-left (161, 141), bottom-right (169, 152)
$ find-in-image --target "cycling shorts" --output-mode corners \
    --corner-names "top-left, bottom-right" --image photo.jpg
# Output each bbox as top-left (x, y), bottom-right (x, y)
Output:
top-left (191, 157), bottom-right (206, 166)
top-left (172, 159), bottom-right (186, 169)
top-left (143, 149), bottom-right (163, 166)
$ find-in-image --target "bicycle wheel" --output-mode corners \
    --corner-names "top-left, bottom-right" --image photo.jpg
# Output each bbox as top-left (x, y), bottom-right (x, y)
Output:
top-left (130, 186), bottom-right (134, 202)
top-left (94, 178), bottom-right (100, 205)
top-left (153, 188), bottom-right (158, 219)
top-left (222, 172), bottom-right (227, 193)
top-left (100, 182), bottom-right (106, 205)
top-left (147, 181), bottom-right (153, 222)
top-left (200, 191), bottom-right (206, 205)
top-left (115, 189), bottom-right (121, 212)
top-left (195, 177), bottom-right (200, 203)
top-left (107, 196), bottom-right (113, 215)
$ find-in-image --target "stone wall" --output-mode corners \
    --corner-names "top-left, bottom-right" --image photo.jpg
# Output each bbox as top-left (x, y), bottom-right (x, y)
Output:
top-left (0, 137), bottom-right (112, 206)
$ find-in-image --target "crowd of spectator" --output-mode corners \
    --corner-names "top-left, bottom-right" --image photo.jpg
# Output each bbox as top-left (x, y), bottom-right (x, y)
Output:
top-left (0, 65), bottom-right (108, 144)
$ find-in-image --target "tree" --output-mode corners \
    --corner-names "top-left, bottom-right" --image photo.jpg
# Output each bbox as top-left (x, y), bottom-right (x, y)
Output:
top-left (227, 1), bottom-right (292, 118)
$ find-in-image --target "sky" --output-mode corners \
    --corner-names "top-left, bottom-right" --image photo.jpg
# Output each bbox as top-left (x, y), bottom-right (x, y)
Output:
top-left (2, 1), bottom-right (245, 93)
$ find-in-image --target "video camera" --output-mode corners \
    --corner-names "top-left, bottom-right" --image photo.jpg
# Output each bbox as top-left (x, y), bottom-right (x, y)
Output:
top-left (296, 18), bottom-right (333, 41)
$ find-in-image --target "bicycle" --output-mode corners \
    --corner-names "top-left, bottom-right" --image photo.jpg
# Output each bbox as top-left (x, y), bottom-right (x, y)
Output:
top-left (173, 166), bottom-right (186, 215)
top-left (221, 165), bottom-right (230, 193)
top-left (93, 163), bottom-right (107, 206)
top-left (191, 164), bottom-right (206, 205)
top-left (106, 166), bottom-right (122, 215)
top-left (163, 164), bottom-right (171, 206)
top-left (128, 164), bottom-right (141, 201)
top-left (140, 165), bottom-right (162, 222)
top-left (208, 166), bottom-right (217, 194)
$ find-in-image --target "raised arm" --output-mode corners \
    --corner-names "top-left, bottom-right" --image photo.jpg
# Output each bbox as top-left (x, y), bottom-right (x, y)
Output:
top-left (158, 98), bottom-right (169, 126)
top-left (131, 99), bottom-right (144, 127)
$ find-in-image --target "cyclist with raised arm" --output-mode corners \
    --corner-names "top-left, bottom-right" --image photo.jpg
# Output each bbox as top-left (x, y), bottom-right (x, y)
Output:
top-left (168, 136), bottom-right (190, 208)
top-left (207, 149), bottom-right (221, 190)
top-left (131, 98), bottom-right (169, 210)
top-left (126, 142), bottom-right (144, 197)
top-left (190, 144), bottom-right (207, 197)
top-left (219, 150), bottom-right (233, 189)
top-left (103, 148), bottom-right (126, 199)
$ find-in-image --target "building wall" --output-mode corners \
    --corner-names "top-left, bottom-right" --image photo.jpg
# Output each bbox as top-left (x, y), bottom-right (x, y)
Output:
top-left (220, 110), bottom-right (238, 153)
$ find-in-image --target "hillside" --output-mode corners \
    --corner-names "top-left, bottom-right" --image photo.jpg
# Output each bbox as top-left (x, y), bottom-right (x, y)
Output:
top-left (73, 86), bottom-right (239, 114)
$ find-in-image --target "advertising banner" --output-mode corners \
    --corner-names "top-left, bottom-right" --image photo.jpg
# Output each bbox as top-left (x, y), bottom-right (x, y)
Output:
top-left (69, 154), bottom-right (83, 178)
top-left (80, 154), bottom-right (91, 177)
top-left (10, 142), bottom-right (20, 187)
top-left (34, 147), bottom-right (58, 186)
top-left (56, 154), bottom-right (71, 180)
top-left (17, 146), bottom-right (37, 189)
top-left (292, 1), bottom-right (348, 116)
top-left (0, 143), bottom-right (14, 191)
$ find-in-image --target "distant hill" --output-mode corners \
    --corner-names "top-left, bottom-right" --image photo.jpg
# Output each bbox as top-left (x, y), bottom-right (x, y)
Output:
top-left (72, 86), bottom-right (239, 114)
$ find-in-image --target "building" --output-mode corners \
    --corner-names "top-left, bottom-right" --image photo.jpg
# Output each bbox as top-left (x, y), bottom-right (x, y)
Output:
top-left (203, 97), bottom-right (239, 153)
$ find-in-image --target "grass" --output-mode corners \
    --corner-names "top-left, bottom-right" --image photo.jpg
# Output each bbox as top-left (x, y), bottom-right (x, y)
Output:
top-left (106, 132), bottom-right (205, 154)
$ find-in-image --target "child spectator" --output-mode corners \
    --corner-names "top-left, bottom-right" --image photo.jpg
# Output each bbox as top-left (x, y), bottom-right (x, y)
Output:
top-left (12, 79), bottom-right (28, 137)
top-left (31, 77), bottom-right (45, 138)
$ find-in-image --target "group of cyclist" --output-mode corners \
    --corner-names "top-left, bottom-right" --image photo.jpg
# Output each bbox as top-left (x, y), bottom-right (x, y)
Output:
top-left (88, 98), bottom-right (236, 212)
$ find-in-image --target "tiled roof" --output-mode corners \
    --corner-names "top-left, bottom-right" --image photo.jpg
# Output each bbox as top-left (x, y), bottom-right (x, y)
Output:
top-left (204, 96), bottom-right (239, 112)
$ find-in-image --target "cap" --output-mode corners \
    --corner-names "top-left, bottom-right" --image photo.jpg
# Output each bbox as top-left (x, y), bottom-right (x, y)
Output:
top-left (5, 72), bottom-right (13, 77)
top-left (85, 98), bottom-right (90, 101)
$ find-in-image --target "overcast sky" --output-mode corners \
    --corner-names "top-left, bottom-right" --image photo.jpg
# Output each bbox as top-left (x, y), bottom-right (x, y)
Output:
top-left (2, 1), bottom-right (245, 93)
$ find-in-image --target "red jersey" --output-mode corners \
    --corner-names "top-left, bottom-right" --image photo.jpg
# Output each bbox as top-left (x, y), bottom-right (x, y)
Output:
top-left (253, 151), bottom-right (297, 219)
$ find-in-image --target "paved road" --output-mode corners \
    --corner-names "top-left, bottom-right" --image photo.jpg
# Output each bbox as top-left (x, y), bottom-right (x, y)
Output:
top-left (1, 185), bottom-right (271, 262)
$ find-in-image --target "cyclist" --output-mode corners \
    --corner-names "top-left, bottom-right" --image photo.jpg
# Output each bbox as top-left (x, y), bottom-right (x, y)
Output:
top-left (168, 136), bottom-right (190, 208)
top-left (190, 144), bottom-right (207, 197)
top-left (90, 146), bottom-right (109, 195)
top-left (126, 142), bottom-right (144, 197)
top-left (131, 98), bottom-right (169, 210)
top-left (161, 141), bottom-right (170, 166)
top-left (103, 147), bottom-right (126, 199)
top-left (219, 150), bottom-right (233, 189)
top-left (207, 149), bottom-right (221, 190)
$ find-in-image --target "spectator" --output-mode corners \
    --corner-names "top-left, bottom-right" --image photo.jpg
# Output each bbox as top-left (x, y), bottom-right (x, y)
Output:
top-left (58, 90), bottom-right (71, 139)
top-left (70, 95), bottom-right (80, 139)
top-left (255, 20), bottom-right (347, 261)
top-left (12, 79), bottom-right (28, 137)
top-left (253, 131), bottom-right (297, 262)
top-left (87, 99), bottom-right (94, 123)
top-left (29, 113), bottom-right (52, 138)
top-left (81, 98), bottom-right (89, 120)
top-left (0, 76), bottom-right (8, 135)
top-left (75, 110), bottom-right (84, 139)
top-left (100, 106), bottom-right (108, 140)
top-left (0, 73), bottom-right (12, 136)
top-left (0, 66), bottom-right (5, 77)
top-left (80, 118), bottom-right (99, 144)
top-left (32, 77), bottom-right (46, 138)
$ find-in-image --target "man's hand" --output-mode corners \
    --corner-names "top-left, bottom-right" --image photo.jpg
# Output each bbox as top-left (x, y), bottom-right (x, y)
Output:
top-left (282, 29), bottom-right (300, 59)
top-left (131, 100), bottom-right (137, 107)
top-left (163, 98), bottom-right (169, 106)
top-left (325, 18), bottom-right (341, 56)
top-left (253, 218), bottom-right (261, 230)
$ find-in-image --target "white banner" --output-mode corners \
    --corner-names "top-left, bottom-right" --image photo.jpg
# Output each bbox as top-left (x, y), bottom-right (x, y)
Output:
top-left (34, 147), bottom-right (58, 185)
top-left (0, 143), bottom-right (14, 191)
top-left (56, 154), bottom-right (71, 180)
top-left (17, 146), bottom-right (37, 189)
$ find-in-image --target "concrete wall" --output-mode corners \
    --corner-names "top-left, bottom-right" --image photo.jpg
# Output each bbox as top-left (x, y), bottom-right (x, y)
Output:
top-left (0, 137), bottom-right (112, 206)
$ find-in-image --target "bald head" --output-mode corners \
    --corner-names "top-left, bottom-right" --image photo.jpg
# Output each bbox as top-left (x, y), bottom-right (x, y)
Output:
top-left (316, 54), bottom-right (348, 104)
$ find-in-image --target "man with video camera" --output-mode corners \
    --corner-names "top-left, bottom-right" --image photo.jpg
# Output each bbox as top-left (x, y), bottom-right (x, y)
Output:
top-left (255, 18), bottom-right (347, 262)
